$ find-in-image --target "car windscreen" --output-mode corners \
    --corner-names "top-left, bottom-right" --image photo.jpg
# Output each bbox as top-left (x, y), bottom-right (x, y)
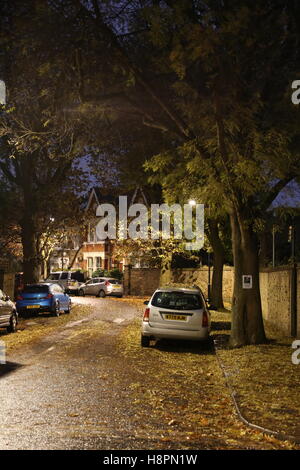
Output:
top-left (151, 291), bottom-right (203, 310)
top-left (48, 273), bottom-right (60, 280)
top-left (71, 272), bottom-right (84, 282)
top-left (22, 285), bottom-right (49, 294)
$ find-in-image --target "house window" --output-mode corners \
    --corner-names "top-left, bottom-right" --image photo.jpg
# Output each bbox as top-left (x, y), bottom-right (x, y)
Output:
top-left (88, 225), bottom-right (96, 243)
top-left (96, 257), bottom-right (102, 269)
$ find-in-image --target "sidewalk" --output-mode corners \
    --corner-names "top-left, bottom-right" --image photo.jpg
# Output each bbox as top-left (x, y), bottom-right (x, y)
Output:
top-left (117, 296), bottom-right (300, 445)
top-left (211, 309), bottom-right (300, 441)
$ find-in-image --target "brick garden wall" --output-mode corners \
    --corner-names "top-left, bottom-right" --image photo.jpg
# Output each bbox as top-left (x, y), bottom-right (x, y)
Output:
top-left (297, 268), bottom-right (300, 337)
top-left (171, 266), bottom-right (234, 302)
top-left (123, 264), bottom-right (300, 337)
top-left (259, 267), bottom-right (291, 336)
top-left (123, 265), bottom-right (234, 300)
top-left (259, 266), bottom-right (300, 337)
top-left (123, 267), bottom-right (161, 296)
top-left (0, 261), bottom-right (16, 300)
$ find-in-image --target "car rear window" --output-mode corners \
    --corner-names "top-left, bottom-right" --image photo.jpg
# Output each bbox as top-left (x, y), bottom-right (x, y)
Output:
top-left (108, 279), bottom-right (120, 284)
top-left (151, 291), bottom-right (203, 310)
top-left (22, 285), bottom-right (49, 294)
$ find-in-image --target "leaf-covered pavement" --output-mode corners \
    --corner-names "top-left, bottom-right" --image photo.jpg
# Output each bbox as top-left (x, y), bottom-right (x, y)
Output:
top-left (1, 295), bottom-right (299, 450)
top-left (114, 297), bottom-right (300, 449)
top-left (211, 311), bottom-right (300, 441)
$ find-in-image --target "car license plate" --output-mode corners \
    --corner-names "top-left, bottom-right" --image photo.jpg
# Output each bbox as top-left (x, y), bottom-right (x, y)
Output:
top-left (27, 305), bottom-right (40, 309)
top-left (113, 285), bottom-right (121, 288)
top-left (165, 314), bottom-right (187, 321)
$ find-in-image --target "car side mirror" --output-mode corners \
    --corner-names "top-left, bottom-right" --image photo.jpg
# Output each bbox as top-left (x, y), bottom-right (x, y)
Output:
top-left (208, 304), bottom-right (217, 311)
top-left (143, 300), bottom-right (149, 305)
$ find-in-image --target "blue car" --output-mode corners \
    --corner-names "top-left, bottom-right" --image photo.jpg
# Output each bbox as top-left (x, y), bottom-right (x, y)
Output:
top-left (16, 283), bottom-right (71, 317)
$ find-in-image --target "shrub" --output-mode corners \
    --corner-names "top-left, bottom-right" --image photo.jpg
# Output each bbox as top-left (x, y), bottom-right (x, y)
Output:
top-left (92, 268), bottom-right (123, 281)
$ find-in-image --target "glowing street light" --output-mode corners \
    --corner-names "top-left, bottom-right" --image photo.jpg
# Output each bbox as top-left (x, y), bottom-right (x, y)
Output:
top-left (188, 199), bottom-right (196, 206)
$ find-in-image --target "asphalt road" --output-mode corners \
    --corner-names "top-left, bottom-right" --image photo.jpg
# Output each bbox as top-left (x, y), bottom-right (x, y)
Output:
top-left (0, 296), bottom-right (142, 450)
top-left (0, 296), bottom-right (296, 450)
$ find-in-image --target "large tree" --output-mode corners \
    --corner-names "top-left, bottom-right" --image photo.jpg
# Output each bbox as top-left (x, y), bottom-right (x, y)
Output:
top-left (0, 0), bottom-right (90, 282)
top-left (2, 0), bottom-right (300, 346)
top-left (66, 0), bottom-right (300, 346)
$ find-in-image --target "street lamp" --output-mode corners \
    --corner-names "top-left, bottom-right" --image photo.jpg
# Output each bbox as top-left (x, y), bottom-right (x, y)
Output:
top-left (207, 251), bottom-right (211, 302)
top-left (272, 225), bottom-right (275, 268)
top-left (188, 199), bottom-right (211, 301)
top-left (289, 219), bottom-right (297, 337)
top-left (0, 80), bottom-right (6, 105)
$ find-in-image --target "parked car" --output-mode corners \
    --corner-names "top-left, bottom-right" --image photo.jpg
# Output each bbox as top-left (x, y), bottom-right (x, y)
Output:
top-left (79, 277), bottom-right (123, 298)
top-left (45, 271), bottom-right (84, 295)
top-left (141, 286), bottom-right (211, 347)
top-left (16, 283), bottom-right (71, 317)
top-left (0, 289), bottom-right (18, 333)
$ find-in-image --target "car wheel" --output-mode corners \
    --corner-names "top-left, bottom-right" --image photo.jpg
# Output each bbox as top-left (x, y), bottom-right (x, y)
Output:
top-left (53, 302), bottom-right (60, 317)
top-left (79, 289), bottom-right (85, 296)
top-left (98, 290), bottom-right (106, 298)
top-left (141, 335), bottom-right (150, 347)
top-left (203, 337), bottom-right (213, 350)
top-left (65, 301), bottom-right (71, 314)
top-left (7, 313), bottom-right (17, 333)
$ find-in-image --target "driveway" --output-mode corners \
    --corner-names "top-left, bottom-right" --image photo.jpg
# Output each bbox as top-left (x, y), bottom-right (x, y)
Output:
top-left (0, 296), bottom-right (296, 450)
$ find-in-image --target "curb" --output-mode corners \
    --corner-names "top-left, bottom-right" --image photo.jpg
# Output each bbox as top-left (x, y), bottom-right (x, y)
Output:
top-left (213, 338), bottom-right (300, 446)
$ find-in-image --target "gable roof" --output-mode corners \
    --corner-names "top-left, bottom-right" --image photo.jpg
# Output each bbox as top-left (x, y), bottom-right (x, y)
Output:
top-left (129, 186), bottom-right (149, 207)
top-left (85, 187), bottom-right (101, 212)
top-left (85, 187), bottom-right (117, 211)
top-left (85, 186), bottom-right (150, 212)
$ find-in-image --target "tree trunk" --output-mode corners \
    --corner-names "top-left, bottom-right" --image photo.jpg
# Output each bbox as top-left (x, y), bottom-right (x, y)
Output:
top-left (21, 216), bottom-right (40, 284)
top-left (229, 210), bottom-right (267, 347)
top-left (20, 160), bottom-right (40, 284)
top-left (69, 244), bottom-right (84, 269)
top-left (207, 219), bottom-right (225, 309)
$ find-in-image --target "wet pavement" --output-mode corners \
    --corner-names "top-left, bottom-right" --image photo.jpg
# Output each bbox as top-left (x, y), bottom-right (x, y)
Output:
top-left (0, 297), bottom-right (298, 450)
top-left (0, 297), bottom-right (141, 450)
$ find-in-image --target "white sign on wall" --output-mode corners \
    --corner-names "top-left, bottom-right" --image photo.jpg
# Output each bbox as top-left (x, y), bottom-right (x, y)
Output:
top-left (0, 80), bottom-right (6, 105)
top-left (242, 275), bottom-right (253, 289)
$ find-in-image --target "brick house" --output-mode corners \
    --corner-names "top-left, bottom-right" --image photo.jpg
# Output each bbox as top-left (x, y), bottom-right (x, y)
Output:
top-left (49, 186), bottom-right (151, 277)
top-left (76, 187), bottom-right (123, 277)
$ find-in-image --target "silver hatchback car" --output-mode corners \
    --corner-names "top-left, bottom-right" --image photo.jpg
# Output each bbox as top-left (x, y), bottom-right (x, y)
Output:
top-left (141, 286), bottom-right (211, 347)
top-left (45, 271), bottom-right (84, 295)
top-left (79, 277), bottom-right (123, 298)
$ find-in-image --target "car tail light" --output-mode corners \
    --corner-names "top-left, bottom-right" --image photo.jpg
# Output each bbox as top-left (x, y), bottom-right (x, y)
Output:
top-left (105, 281), bottom-right (111, 286)
top-left (16, 295), bottom-right (23, 301)
top-left (202, 310), bottom-right (208, 327)
top-left (143, 308), bottom-right (150, 322)
top-left (44, 293), bottom-right (53, 299)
